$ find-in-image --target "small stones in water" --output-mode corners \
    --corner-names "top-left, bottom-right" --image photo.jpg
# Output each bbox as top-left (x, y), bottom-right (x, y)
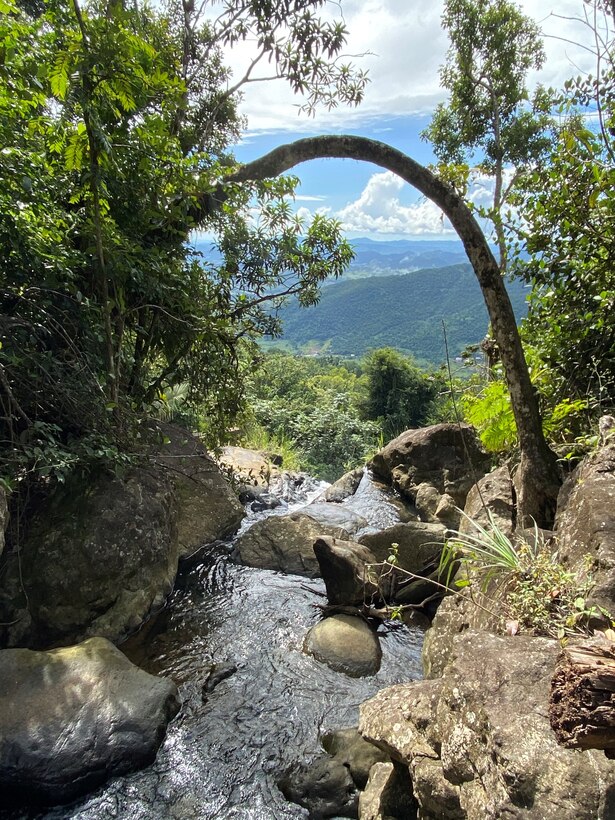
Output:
top-left (304, 614), bottom-right (382, 677)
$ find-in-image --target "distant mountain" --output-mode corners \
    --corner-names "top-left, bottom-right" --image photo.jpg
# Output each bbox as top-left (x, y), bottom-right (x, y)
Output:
top-left (343, 237), bottom-right (470, 278)
top-left (272, 263), bottom-right (529, 365)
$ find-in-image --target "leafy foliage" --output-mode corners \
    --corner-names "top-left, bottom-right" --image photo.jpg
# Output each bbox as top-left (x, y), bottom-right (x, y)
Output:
top-left (423, 0), bottom-right (554, 268)
top-left (0, 0), bottom-right (365, 487)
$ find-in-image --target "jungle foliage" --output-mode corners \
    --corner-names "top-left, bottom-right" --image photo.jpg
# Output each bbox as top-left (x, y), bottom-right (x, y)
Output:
top-left (0, 0), bottom-right (365, 487)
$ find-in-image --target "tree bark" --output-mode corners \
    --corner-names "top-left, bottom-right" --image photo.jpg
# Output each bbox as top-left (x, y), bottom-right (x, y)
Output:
top-left (228, 135), bottom-right (560, 526)
top-left (550, 640), bottom-right (615, 757)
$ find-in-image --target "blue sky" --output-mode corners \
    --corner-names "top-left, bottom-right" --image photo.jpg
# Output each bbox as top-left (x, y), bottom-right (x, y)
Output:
top-left (219, 0), bottom-right (599, 241)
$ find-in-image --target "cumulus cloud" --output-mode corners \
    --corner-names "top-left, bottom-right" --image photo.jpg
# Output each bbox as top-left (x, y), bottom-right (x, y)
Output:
top-left (333, 171), bottom-right (455, 235)
top-left (216, 0), bottom-right (595, 134)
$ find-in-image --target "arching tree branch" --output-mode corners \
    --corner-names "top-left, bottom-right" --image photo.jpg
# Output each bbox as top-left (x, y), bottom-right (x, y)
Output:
top-left (228, 135), bottom-right (561, 526)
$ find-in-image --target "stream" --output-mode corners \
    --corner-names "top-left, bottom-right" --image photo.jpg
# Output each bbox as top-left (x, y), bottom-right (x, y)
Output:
top-left (17, 476), bottom-right (425, 819)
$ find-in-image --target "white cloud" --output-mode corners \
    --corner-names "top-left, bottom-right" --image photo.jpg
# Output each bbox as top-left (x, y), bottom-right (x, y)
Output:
top-left (333, 171), bottom-right (455, 236)
top-left (216, 0), bottom-right (596, 134)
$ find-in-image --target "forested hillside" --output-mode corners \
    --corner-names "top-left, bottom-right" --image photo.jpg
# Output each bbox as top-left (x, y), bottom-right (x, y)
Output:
top-left (274, 263), bottom-right (529, 363)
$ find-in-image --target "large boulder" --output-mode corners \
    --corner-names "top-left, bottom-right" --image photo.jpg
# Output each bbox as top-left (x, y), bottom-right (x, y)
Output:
top-left (322, 728), bottom-right (390, 790)
top-left (554, 440), bottom-right (615, 613)
top-left (369, 424), bottom-right (490, 511)
top-left (0, 637), bottom-right (179, 807)
top-left (234, 512), bottom-right (352, 577)
top-left (359, 522), bottom-right (446, 574)
top-left (0, 425), bottom-right (244, 647)
top-left (360, 630), bottom-right (615, 819)
top-left (304, 614), bottom-right (382, 677)
top-left (313, 536), bottom-right (380, 606)
top-left (460, 465), bottom-right (515, 540)
top-left (320, 468), bottom-right (365, 503)
top-left (154, 423), bottom-right (245, 558)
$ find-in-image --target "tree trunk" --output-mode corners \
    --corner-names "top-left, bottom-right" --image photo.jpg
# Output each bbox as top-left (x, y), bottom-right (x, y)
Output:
top-left (550, 640), bottom-right (615, 757)
top-left (228, 135), bottom-right (560, 526)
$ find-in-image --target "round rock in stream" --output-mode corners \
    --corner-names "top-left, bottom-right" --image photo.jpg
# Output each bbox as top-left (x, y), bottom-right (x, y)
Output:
top-left (304, 614), bottom-right (382, 677)
top-left (0, 636), bottom-right (179, 807)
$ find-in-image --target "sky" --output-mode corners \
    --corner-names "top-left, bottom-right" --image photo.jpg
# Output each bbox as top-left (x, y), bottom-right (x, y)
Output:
top-left (215, 0), bottom-right (601, 241)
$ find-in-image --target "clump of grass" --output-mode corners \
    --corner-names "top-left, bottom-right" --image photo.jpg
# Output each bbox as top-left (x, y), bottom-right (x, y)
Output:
top-left (440, 511), bottom-right (612, 639)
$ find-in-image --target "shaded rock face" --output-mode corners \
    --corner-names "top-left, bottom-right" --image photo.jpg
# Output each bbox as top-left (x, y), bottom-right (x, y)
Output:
top-left (234, 513), bottom-right (351, 577)
top-left (0, 425), bottom-right (244, 648)
top-left (155, 424), bottom-right (245, 559)
top-left (0, 637), bottom-right (179, 807)
top-left (359, 761), bottom-right (417, 820)
top-left (369, 424), bottom-right (490, 512)
top-left (360, 630), bottom-right (615, 819)
top-left (279, 728), bottom-right (392, 819)
top-left (313, 536), bottom-right (379, 606)
top-left (304, 614), bottom-right (382, 677)
top-left (555, 441), bottom-right (615, 613)
top-left (359, 522), bottom-right (446, 575)
top-left (1, 468), bottom-right (177, 648)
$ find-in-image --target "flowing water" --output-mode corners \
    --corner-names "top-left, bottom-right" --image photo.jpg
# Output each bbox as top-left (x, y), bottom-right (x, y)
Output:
top-left (16, 476), bottom-right (425, 820)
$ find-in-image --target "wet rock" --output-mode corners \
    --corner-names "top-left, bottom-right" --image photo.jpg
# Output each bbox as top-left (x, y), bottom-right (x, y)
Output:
top-left (359, 761), bottom-right (417, 820)
top-left (360, 630), bottom-right (615, 819)
top-left (304, 614), bottom-right (382, 677)
top-left (0, 468), bottom-right (177, 647)
top-left (0, 637), bottom-right (179, 807)
top-left (321, 468), bottom-right (365, 502)
top-left (278, 755), bottom-right (358, 819)
top-left (235, 513), bottom-right (351, 577)
top-left (313, 536), bottom-right (380, 606)
top-left (202, 661), bottom-right (237, 695)
top-left (555, 440), bottom-right (615, 613)
top-left (369, 424), bottom-right (490, 509)
top-left (359, 522), bottom-right (446, 575)
top-left (322, 728), bottom-right (390, 790)
top-left (249, 493), bottom-right (282, 512)
top-left (344, 471), bottom-right (419, 531)
top-left (0, 425), bottom-right (244, 647)
top-left (302, 502), bottom-right (369, 536)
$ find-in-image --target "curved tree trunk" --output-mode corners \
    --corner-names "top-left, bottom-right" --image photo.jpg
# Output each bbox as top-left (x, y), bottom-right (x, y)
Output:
top-left (229, 135), bottom-right (560, 526)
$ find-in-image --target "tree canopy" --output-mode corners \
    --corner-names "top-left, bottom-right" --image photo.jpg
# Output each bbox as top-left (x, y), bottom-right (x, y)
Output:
top-left (0, 0), bottom-right (365, 485)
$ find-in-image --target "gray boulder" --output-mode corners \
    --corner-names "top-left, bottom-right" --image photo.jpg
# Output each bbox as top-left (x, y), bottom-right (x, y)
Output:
top-left (0, 637), bottom-right (179, 806)
top-left (555, 440), bottom-right (615, 613)
top-left (303, 502), bottom-right (369, 536)
top-left (0, 424), bottom-right (244, 648)
top-left (369, 424), bottom-right (490, 510)
top-left (304, 614), bottom-right (382, 677)
top-left (460, 465), bottom-right (515, 540)
top-left (313, 536), bottom-right (380, 606)
top-left (360, 630), bottom-right (615, 819)
top-left (321, 468), bottom-right (365, 502)
top-left (235, 512), bottom-right (353, 577)
top-left (359, 522), bottom-right (446, 574)
top-left (154, 423), bottom-right (245, 559)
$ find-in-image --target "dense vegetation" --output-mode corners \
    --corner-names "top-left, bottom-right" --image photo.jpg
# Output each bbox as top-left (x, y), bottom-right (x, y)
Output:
top-left (243, 347), bottom-right (445, 481)
top-left (0, 0), bottom-right (365, 488)
top-left (1, 0), bottom-right (614, 500)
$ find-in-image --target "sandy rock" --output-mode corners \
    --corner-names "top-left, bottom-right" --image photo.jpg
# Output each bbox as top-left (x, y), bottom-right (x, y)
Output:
top-left (360, 630), bottom-right (615, 819)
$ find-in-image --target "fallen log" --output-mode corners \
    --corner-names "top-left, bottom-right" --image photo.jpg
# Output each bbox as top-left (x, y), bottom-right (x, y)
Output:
top-left (550, 638), bottom-right (615, 757)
